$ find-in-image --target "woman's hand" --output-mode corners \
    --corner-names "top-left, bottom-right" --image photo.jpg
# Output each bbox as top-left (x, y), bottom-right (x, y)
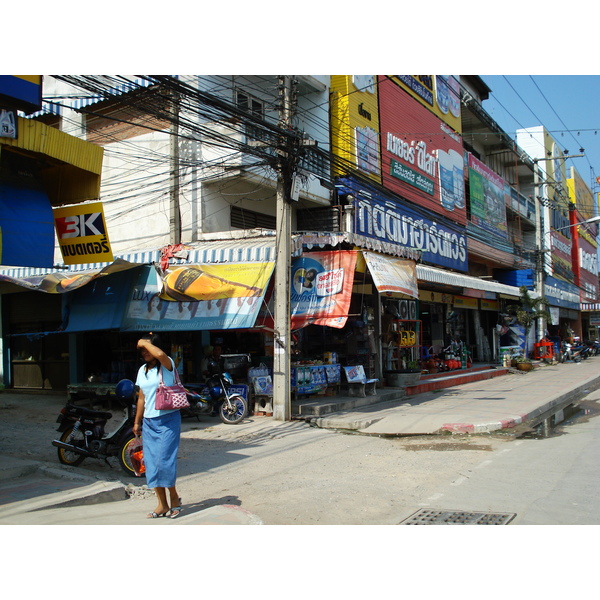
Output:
top-left (133, 422), bottom-right (142, 437)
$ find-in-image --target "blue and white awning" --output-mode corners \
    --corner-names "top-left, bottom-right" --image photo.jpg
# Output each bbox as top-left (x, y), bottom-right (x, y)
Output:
top-left (0, 234), bottom-right (304, 283)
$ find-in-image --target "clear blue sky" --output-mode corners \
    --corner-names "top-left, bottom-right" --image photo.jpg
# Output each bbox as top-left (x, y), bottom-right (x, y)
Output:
top-left (480, 75), bottom-right (600, 195)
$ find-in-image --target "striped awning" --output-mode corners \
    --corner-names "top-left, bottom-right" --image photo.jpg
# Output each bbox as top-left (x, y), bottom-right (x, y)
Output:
top-left (416, 264), bottom-right (533, 298)
top-left (0, 234), bottom-right (303, 283)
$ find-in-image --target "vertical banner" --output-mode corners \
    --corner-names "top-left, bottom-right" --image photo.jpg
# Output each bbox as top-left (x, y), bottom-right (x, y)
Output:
top-left (468, 154), bottom-right (508, 238)
top-left (53, 202), bottom-right (114, 265)
top-left (291, 251), bottom-right (358, 330)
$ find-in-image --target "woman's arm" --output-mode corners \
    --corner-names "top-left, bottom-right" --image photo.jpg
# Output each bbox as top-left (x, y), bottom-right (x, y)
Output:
top-left (133, 388), bottom-right (145, 437)
top-left (137, 338), bottom-right (173, 371)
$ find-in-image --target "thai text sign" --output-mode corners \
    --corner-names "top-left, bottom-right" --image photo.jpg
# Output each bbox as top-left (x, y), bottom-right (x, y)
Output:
top-left (53, 202), bottom-right (114, 265)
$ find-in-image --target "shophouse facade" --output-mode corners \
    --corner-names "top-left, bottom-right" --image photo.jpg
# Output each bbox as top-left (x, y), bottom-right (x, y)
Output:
top-left (1, 75), bottom-right (597, 414)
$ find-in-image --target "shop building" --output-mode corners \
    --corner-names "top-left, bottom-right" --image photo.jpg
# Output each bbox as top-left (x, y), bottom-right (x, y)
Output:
top-left (1, 75), bottom-right (597, 410)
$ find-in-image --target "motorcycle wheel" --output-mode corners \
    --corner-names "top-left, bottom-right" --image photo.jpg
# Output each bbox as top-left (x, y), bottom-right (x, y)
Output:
top-left (219, 395), bottom-right (248, 425)
top-left (57, 426), bottom-right (86, 467)
top-left (118, 434), bottom-right (144, 477)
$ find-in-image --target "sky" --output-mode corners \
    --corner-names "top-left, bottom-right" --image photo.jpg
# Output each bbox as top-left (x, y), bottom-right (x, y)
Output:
top-left (478, 75), bottom-right (600, 198)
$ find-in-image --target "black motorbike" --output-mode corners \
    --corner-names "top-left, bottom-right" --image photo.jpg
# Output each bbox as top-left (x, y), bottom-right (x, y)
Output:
top-left (52, 379), bottom-right (141, 477)
top-left (183, 371), bottom-right (248, 425)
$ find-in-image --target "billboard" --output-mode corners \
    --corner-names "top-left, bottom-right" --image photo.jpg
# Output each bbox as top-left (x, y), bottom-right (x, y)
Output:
top-left (378, 76), bottom-right (466, 225)
top-left (390, 75), bottom-right (462, 134)
top-left (330, 75), bottom-right (381, 181)
top-left (122, 262), bottom-right (275, 331)
top-left (53, 202), bottom-right (114, 265)
top-left (467, 154), bottom-right (508, 239)
top-left (0, 75), bottom-right (42, 114)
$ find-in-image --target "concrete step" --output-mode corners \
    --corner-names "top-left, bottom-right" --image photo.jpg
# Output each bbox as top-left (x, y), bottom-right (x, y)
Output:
top-left (292, 388), bottom-right (406, 417)
top-left (405, 366), bottom-right (508, 396)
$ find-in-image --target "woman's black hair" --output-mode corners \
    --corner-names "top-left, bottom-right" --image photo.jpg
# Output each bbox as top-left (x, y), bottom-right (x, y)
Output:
top-left (140, 333), bottom-right (166, 353)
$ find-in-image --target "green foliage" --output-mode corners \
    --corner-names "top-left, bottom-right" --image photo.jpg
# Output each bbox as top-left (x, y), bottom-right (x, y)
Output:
top-left (507, 286), bottom-right (550, 333)
top-left (507, 286), bottom-right (550, 356)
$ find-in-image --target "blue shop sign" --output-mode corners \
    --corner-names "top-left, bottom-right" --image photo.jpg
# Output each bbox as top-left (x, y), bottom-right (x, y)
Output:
top-left (339, 178), bottom-right (468, 272)
top-left (544, 275), bottom-right (580, 310)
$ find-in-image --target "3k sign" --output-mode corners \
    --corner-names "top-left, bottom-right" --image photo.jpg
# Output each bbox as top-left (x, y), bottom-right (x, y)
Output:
top-left (53, 202), bottom-right (114, 265)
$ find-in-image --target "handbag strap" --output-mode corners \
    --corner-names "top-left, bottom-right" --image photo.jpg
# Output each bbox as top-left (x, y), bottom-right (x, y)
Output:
top-left (158, 360), bottom-right (182, 385)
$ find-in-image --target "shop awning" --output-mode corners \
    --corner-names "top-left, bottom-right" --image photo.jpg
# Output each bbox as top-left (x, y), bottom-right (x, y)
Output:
top-left (300, 231), bottom-right (421, 261)
top-left (362, 251), bottom-right (419, 299)
top-left (0, 233), bottom-right (304, 288)
top-left (0, 258), bottom-right (145, 295)
top-left (416, 264), bottom-right (532, 298)
top-left (1, 117), bottom-right (104, 205)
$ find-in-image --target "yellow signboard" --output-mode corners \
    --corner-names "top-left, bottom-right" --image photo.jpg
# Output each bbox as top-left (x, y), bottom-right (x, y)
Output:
top-left (330, 76), bottom-right (382, 181)
top-left (53, 202), bottom-right (114, 265)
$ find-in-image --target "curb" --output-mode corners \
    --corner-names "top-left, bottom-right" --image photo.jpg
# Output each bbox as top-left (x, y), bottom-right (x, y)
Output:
top-left (1, 480), bottom-right (128, 518)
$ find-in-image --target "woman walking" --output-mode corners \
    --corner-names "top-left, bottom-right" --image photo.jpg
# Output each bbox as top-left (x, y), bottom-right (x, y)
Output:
top-left (133, 333), bottom-right (183, 519)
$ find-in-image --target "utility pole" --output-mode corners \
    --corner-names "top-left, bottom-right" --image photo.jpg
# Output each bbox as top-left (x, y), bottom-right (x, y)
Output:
top-left (273, 76), bottom-right (295, 421)
top-left (170, 91), bottom-right (181, 244)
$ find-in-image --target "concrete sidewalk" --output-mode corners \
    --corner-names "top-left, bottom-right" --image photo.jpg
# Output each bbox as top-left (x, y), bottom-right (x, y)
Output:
top-left (0, 459), bottom-right (264, 525)
top-left (2, 358), bottom-right (599, 523)
top-left (311, 358), bottom-right (600, 435)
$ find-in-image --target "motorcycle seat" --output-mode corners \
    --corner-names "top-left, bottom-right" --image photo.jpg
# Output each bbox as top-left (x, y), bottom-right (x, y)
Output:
top-left (65, 404), bottom-right (113, 420)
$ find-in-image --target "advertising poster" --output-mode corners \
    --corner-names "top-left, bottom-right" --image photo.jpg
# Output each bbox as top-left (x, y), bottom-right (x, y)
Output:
top-left (53, 202), bottom-right (114, 265)
top-left (291, 251), bottom-right (358, 330)
top-left (578, 236), bottom-right (598, 302)
top-left (378, 76), bottom-right (467, 225)
top-left (330, 75), bottom-right (381, 182)
top-left (362, 252), bottom-right (418, 298)
top-left (121, 262), bottom-right (274, 331)
top-left (467, 154), bottom-right (508, 238)
top-left (392, 75), bottom-right (462, 134)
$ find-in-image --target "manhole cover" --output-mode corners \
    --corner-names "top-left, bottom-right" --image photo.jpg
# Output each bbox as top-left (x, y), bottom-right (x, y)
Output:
top-left (400, 509), bottom-right (516, 525)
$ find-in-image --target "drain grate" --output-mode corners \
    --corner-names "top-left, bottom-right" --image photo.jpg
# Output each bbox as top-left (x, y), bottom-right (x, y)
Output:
top-left (400, 508), bottom-right (516, 525)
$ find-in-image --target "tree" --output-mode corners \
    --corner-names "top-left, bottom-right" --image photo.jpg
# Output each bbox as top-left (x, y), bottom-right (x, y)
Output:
top-left (506, 286), bottom-right (550, 358)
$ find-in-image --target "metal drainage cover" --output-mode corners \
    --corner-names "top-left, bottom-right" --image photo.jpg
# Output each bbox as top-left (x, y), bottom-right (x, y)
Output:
top-left (400, 509), bottom-right (516, 525)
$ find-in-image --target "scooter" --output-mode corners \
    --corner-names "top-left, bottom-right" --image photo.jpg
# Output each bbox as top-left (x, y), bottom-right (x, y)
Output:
top-left (559, 341), bottom-right (584, 363)
top-left (571, 339), bottom-right (591, 360)
top-left (52, 379), bottom-right (141, 477)
top-left (183, 371), bottom-right (248, 425)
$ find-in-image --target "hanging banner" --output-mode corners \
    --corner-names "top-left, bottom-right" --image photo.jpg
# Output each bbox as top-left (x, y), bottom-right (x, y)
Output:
top-left (121, 262), bottom-right (275, 331)
top-left (0, 258), bottom-right (140, 294)
top-left (291, 251), bottom-right (358, 330)
top-left (362, 251), bottom-right (418, 298)
top-left (53, 202), bottom-right (114, 265)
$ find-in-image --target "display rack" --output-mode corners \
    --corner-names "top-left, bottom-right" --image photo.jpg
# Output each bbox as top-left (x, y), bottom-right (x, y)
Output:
top-left (384, 320), bottom-right (422, 371)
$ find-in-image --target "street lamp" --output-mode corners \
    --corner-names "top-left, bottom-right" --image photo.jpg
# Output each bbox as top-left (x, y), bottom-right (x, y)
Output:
top-left (553, 215), bottom-right (600, 232)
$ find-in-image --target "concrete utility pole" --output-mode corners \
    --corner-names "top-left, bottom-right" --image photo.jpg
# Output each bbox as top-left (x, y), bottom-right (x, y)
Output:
top-left (170, 91), bottom-right (181, 244)
top-left (273, 76), bottom-right (295, 421)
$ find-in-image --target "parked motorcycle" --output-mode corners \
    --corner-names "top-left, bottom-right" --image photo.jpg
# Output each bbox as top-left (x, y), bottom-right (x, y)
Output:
top-left (571, 339), bottom-right (591, 360)
top-left (52, 379), bottom-right (141, 477)
top-left (587, 339), bottom-right (600, 356)
top-left (183, 372), bottom-right (248, 425)
top-left (559, 341), bottom-right (584, 363)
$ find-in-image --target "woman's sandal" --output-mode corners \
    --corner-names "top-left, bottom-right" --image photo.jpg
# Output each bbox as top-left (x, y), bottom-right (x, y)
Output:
top-left (146, 511), bottom-right (168, 519)
top-left (167, 498), bottom-right (183, 519)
